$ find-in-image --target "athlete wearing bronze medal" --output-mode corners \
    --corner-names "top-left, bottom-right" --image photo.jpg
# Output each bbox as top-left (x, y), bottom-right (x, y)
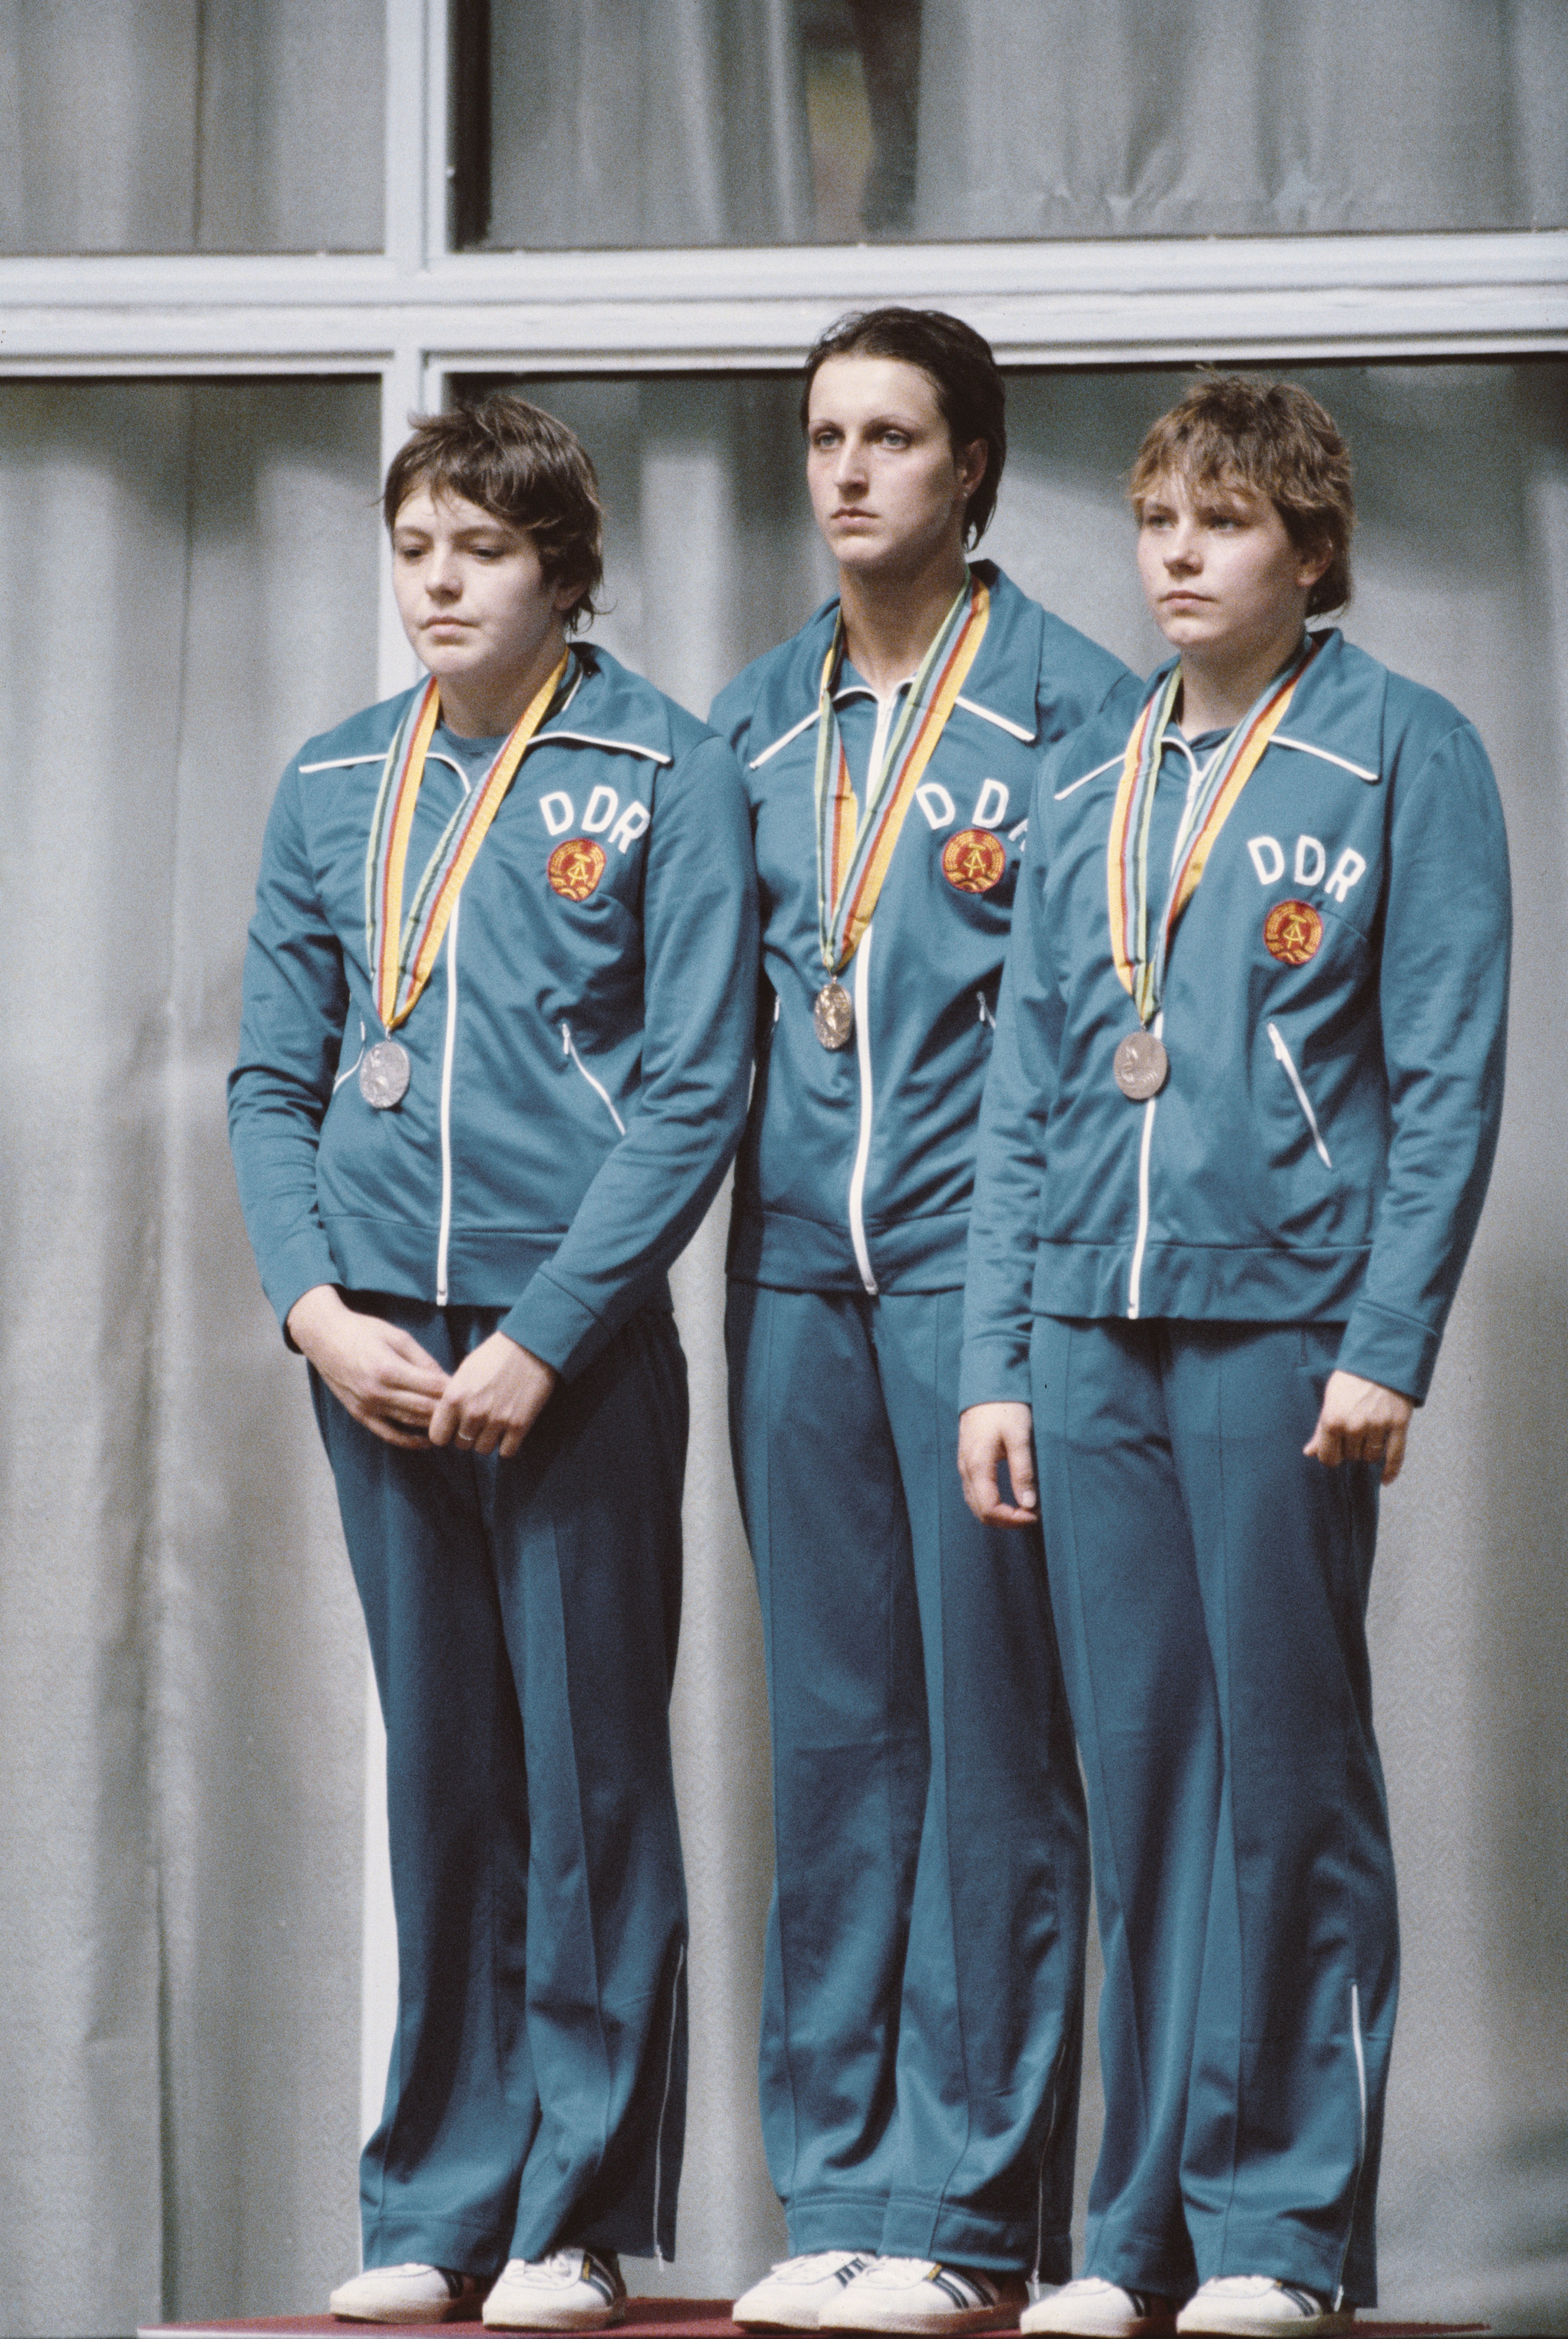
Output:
top-left (228, 396), bottom-right (757, 2332)
top-left (712, 310), bottom-right (1141, 2336)
top-left (960, 380), bottom-right (1510, 2339)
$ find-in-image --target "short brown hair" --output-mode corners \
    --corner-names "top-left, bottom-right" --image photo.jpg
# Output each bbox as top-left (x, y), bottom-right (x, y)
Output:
top-left (383, 393), bottom-right (604, 628)
top-left (1129, 375), bottom-right (1354, 617)
top-left (800, 307), bottom-right (1007, 545)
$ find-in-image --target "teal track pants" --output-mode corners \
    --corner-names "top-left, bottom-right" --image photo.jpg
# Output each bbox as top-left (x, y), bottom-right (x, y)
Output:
top-left (1032, 1317), bottom-right (1396, 2308)
top-left (726, 1283), bottom-right (1090, 2277)
top-left (314, 1300), bottom-right (690, 2277)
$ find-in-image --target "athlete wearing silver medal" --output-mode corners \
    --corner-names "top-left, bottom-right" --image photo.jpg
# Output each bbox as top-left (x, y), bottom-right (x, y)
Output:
top-left (713, 310), bottom-right (1140, 2336)
top-left (960, 379), bottom-right (1510, 2339)
top-left (228, 396), bottom-right (757, 2332)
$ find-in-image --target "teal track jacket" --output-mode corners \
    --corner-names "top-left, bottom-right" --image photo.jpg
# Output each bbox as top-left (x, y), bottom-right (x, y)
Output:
top-left (229, 645), bottom-right (759, 1379)
top-left (712, 563), bottom-right (1139, 1295)
top-left (961, 629), bottom-right (1511, 1408)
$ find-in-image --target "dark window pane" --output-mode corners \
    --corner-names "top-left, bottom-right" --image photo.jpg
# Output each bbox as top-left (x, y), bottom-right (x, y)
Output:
top-left (460, 0), bottom-right (1566, 249)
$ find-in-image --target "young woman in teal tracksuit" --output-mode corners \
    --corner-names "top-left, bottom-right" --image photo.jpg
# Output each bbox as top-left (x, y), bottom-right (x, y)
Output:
top-left (960, 378), bottom-right (1510, 2339)
top-left (228, 397), bottom-right (757, 2333)
top-left (714, 309), bottom-right (1142, 2337)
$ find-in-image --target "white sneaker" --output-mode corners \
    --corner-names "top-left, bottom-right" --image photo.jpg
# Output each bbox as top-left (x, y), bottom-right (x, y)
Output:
top-left (329, 2263), bottom-right (487, 2323)
top-left (482, 2248), bottom-right (626, 2330)
top-left (733, 2250), bottom-right (875, 2330)
top-left (1175, 2277), bottom-right (1352, 2335)
top-left (823, 2256), bottom-right (1028, 2332)
top-left (1024, 2276), bottom-right (1179, 2334)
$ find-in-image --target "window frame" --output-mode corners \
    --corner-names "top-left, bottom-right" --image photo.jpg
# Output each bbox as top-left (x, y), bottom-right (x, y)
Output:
top-left (0, 0), bottom-right (1563, 685)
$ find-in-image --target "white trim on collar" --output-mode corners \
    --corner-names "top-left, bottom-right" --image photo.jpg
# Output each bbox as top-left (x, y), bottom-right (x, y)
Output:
top-left (956, 693), bottom-right (1036, 743)
top-left (1054, 753), bottom-right (1124, 800)
top-left (1272, 731), bottom-right (1380, 783)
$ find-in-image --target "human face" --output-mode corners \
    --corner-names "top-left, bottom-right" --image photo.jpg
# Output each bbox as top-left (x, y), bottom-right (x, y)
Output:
top-left (805, 354), bottom-right (985, 586)
top-left (1136, 470), bottom-right (1328, 669)
top-left (390, 486), bottom-right (575, 731)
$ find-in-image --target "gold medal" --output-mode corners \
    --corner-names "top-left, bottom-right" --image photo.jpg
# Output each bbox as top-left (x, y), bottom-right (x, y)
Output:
top-left (1113, 1030), bottom-right (1168, 1100)
top-left (814, 980), bottom-right (854, 1049)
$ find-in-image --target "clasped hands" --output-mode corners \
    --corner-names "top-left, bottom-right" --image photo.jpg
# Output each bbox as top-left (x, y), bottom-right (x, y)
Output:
top-left (285, 1284), bottom-right (558, 1456)
top-left (958, 1366), bottom-right (1416, 1528)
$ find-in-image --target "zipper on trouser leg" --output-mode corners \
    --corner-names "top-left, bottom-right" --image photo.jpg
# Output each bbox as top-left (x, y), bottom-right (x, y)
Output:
top-left (1333, 1980), bottom-right (1369, 2309)
top-left (436, 904), bottom-right (460, 1306)
top-left (847, 926), bottom-right (878, 1295)
top-left (649, 1939), bottom-right (686, 2262)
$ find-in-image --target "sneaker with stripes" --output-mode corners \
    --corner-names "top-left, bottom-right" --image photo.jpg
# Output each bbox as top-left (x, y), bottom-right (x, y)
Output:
top-left (1023, 2276), bottom-right (1179, 2334)
top-left (733, 2250), bottom-right (876, 2330)
top-left (482, 2247), bottom-right (627, 2330)
top-left (328, 2262), bottom-right (488, 2323)
top-left (823, 2256), bottom-right (1028, 2333)
top-left (1175, 2276), bottom-right (1353, 2334)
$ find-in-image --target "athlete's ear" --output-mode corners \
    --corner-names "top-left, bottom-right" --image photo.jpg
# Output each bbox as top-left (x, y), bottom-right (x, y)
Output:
top-left (1294, 534), bottom-right (1333, 594)
top-left (957, 438), bottom-right (987, 497)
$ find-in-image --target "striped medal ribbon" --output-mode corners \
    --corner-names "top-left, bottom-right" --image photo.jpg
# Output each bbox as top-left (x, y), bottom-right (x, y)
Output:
top-left (355, 653), bottom-right (570, 1108)
top-left (811, 572), bottom-right (990, 1048)
top-left (1104, 636), bottom-right (1317, 1096)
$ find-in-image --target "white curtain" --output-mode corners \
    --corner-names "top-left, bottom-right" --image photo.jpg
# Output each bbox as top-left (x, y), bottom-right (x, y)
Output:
top-left (485, 0), bottom-right (813, 248)
top-left (0, 380), bottom-right (382, 2333)
top-left (2, 359), bottom-right (1567, 2330)
top-left (479, 0), bottom-right (1568, 245)
top-left (915, 0), bottom-right (1568, 237)
top-left (0, 0), bottom-right (384, 251)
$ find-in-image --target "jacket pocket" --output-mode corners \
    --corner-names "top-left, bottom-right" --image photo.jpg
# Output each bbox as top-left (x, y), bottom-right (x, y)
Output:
top-left (561, 1021), bottom-right (626, 1135)
top-left (1267, 1019), bottom-right (1332, 1167)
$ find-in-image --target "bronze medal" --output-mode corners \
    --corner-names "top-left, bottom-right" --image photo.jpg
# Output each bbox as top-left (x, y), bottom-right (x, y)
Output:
top-left (814, 980), bottom-right (854, 1050)
top-left (1113, 1029), bottom-right (1168, 1100)
top-left (359, 1038), bottom-right (412, 1110)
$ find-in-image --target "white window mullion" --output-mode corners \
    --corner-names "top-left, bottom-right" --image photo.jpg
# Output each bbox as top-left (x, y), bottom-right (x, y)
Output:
top-left (384, 0), bottom-right (434, 277)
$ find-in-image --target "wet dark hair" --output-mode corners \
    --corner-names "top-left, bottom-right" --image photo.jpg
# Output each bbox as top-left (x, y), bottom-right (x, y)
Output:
top-left (800, 306), bottom-right (1007, 544)
top-left (1129, 374), bottom-right (1355, 618)
top-left (382, 393), bottom-right (604, 628)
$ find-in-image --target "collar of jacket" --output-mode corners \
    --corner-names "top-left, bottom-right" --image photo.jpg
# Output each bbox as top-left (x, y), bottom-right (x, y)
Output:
top-left (746, 561), bottom-right (1045, 764)
top-left (299, 640), bottom-right (679, 771)
top-left (1143, 626), bottom-right (1390, 786)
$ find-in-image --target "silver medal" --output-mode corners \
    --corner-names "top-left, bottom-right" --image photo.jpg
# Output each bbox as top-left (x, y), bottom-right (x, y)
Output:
top-left (359, 1038), bottom-right (412, 1109)
top-left (1113, 1030), bottom-right (1169, 1100)
top-left (814, 980), bottom-right (854, 1050)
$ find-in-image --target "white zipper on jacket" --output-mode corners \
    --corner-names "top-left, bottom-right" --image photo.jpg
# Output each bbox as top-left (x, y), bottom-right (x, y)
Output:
top-left (1268, 1019), bottom-right (1332, 1166)
top-left (838, 684), bottom-right (902, 1298)
top-left (848, 927), bottom-right (878, 1294)
top-left (1125, 739), bottom-right (1217, 1322)
top-left (1126, 1009), bottom-right (1163, 1321)
top-left (562, 1022), bottom-right (627, 1135)
top-left (436, 901), bottom-right (460, 1305)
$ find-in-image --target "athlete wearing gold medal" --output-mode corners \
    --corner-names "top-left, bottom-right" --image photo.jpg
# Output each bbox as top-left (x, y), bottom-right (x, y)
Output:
top-left (959, 380), bottom-right (1511, 2339)
top-left (229, 396), bottom-right (757, 2331)
top-left (713, 310), bottom-right (1140, 2336)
